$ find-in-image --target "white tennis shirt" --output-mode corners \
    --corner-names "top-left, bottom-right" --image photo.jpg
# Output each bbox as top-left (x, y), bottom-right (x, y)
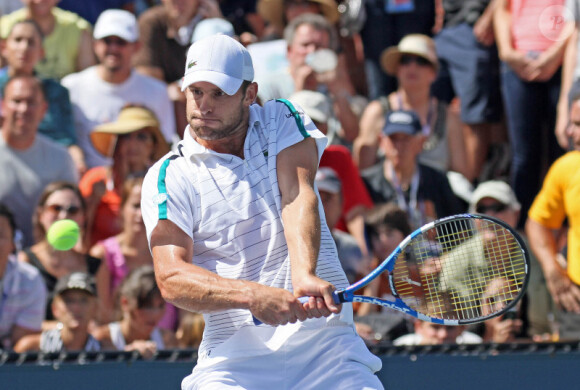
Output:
top-left (142, 100), bottom-right (352, 361)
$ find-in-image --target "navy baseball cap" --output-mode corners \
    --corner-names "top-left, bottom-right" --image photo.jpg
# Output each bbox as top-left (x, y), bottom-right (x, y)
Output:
top-left (382, 110), bottom-right (422, 136)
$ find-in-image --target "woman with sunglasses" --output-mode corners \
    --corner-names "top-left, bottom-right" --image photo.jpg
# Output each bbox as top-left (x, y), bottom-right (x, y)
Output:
top-left (79, 105), bottom-right (169, 247)
top-left (18, 181), bottom-right (105, 323)
top-left (354, 34), bottom-right (467, 178)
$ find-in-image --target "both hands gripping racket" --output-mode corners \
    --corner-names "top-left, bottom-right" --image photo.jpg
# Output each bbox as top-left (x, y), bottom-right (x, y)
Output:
top-left (255, 214), bottom-right (530, 326)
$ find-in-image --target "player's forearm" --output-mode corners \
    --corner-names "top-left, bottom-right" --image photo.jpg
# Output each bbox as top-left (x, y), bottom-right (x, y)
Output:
top-left (282, 188), bottom-right (321, 279)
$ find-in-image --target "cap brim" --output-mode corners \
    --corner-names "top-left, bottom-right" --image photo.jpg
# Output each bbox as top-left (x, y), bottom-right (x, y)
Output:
top-left (181, 70), bottom-right (243, 95)
top-left (90, 123), bottom-right (169, 159)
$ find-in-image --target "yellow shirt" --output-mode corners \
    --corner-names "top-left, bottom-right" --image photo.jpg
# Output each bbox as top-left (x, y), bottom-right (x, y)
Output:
top-left (528, 151), bottom-right (580, 284)
top-left (0, 7), bottom-right (91, 80)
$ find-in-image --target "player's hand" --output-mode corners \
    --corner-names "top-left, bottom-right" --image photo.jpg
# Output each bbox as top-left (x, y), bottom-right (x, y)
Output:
top-left (293, 274), bottom-right (341, 319)
top-left (249, 285), bottom-right (308, 326)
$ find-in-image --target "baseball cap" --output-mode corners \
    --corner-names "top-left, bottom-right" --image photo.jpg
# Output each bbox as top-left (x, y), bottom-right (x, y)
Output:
top-left (315, 167), bottom-right (342, 194)
top-left (93, 9), bottom-right (139, 42)
top-left (181, 34), bottom-right (254, 95)
top-left (382, 110), bottom-right (422, 136)
top-left (469, 180), bottom-right (521, 213)
top-left (191, 18), bottom-right (235, 44)
top-left (54, 272), bottom-right (97, 297)
top-left (381, 34), bottom-right (438, 76)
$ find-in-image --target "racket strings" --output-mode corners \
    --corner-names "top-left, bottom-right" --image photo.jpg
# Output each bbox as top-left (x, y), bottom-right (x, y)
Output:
top-left (392, 218), bottom-right (527, 321)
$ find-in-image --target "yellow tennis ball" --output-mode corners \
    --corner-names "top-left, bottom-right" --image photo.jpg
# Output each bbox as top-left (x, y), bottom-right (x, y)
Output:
top-left (47, 219), bottom-right (80, 251)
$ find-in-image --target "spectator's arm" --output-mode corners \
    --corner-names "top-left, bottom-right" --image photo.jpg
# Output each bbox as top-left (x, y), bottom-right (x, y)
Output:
top-left (353, 100), bottom-right (384, 169)
top-left (76, 29), bottom-right (96, 72)
top-left (556, 26), bottom-right (578, 149)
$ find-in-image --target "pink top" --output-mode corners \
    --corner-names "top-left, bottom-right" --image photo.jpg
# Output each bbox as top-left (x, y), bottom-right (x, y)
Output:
top-left (100, 236), bottom-right (178, 330)
top-left (510, 0), bottom-right (567, 52)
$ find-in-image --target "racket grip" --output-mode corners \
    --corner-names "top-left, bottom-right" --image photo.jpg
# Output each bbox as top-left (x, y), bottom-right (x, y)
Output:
top-left (253, 296), bottom-right (310, 326)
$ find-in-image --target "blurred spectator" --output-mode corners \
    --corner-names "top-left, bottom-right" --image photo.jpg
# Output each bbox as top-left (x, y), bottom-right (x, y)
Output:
top-left (0, 0), bottom-right (95, 80)
top-left (218, 0), bottom-right (265, 45)
top-left (62, 9), bottom-right (175, 172)
top-left (359, 0), bottom-right (436, 99)
top-left (0, 20), bottom-right (81, 166)
top-left (93, 266), bottom-right (177, 358)
top-left (0, 75), bottom-right (78, 247)
top-left (468, 180), bottom-right (536, 342)
top-left (354, 34), bottom-right (466, 178)
top-left (431, 0), bottom-right (503, 183)
top-left (526, 94), bottom-right (580, 340)
top-left (393, 321), bottom-right (482, 345)
top-left (79, 105), bottom-right (169, 246)
top-left (57, 0), bottom-right (135, 25)
top-left (14, 272), bottom-right (101, 352)
top-left (18, 181), bottom-right (103, 322)
top-left (290, 90), bottom-right (374, 256)
top-left (314, 167), bottom-right (367, 283)
top-left (190, 17), bottom-right (235, 43)
top-left (258, 13), bottom-right (361, 144)
top-left (0, 1), bottom-right (24, 17)
top-left (354, 203), bottom-right (412, 344)
top-left (0, 204), bottom-right (46, 351)
top-left (90, 176), bottom-right (178, 330)
top-left (494, 0), bottom-right (572, 228)
top-left (360, 109), bottom-right (464, 230)
top-left (176, 311), bottom-right (205, 349)
top-left (557, 0), bottom-right (580, 150)
top-left (133, 0), bottom-right (224, 137)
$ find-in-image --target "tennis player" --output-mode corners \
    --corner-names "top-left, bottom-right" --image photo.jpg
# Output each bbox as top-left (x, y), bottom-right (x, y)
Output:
top-left (141, 34), bottom-right (383, 389)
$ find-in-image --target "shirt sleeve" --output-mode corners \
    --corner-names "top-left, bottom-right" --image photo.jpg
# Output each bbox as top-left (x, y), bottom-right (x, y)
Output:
top-left (142, 155), bottom-right (198, 244)
top-left (13, 264), bottom-right (47, 331)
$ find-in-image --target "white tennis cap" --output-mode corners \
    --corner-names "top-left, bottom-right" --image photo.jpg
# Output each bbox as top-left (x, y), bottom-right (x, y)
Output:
top-left (93, 9), bottom-right (139, 42)
top-left (181, 34), bottom-right (254, 95)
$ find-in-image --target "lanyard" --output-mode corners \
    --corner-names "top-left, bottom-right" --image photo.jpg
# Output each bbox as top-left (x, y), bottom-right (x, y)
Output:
top-left (396, 93), bottom-right (434, 137)
top-left (389, 166), bottom-right (425, 229)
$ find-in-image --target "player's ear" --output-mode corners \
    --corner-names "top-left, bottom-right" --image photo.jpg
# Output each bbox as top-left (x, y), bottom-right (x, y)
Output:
top-left (243, 82), bottom-right (258, 105)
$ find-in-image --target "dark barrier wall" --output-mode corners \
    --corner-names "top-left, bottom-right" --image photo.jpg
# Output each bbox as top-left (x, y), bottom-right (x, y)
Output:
top-left (2, 343), bottom-right (578, 390)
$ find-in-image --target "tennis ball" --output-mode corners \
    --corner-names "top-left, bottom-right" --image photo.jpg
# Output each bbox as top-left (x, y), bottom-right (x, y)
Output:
top-left (47, 219), bottom-right (80, 251)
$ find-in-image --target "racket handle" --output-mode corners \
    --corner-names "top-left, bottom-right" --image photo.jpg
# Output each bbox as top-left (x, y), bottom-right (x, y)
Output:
top-left (252, 296), bottom-right (310, 326)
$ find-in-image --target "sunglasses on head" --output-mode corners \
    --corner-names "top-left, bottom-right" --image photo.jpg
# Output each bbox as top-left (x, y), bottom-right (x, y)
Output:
top-left (476, 203), bottom-right (508, 214)
top-left (45, 204), bottom-right (81, 216)
top-left (400, 54), bottom-right (432, 67)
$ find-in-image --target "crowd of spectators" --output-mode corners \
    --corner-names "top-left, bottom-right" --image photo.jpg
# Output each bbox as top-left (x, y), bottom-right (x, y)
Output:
top-left (0, 0), bottom-right (578, 354)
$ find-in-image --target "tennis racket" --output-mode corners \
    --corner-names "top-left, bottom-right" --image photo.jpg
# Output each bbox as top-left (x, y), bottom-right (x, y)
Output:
top-left (255, 213), bottom-right (530, 326)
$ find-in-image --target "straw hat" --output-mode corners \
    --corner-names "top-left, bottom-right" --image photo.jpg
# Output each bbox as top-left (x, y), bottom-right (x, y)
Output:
top-left (380, 34), bottom-right (439, 76)
top-left (90, 106), bottom-right (169, 160)
top-left (257, 0), bottom-right (340, 31)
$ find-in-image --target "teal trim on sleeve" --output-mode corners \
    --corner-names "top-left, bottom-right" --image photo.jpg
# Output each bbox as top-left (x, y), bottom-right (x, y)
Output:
top-left (276, 98), bottom-right (310, 139)
top-left (157, 158), bottom-right (172, 220)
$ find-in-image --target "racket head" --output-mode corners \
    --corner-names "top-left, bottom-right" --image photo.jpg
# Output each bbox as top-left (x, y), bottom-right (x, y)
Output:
top-left (340, 214), bottom-right (530, 325)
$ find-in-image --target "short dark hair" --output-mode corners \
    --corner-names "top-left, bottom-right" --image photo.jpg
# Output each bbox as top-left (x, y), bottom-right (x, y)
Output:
top-left (3, 74), bottom-right (46, 101)
top-left (364, 202), bottom-right (411, 242)
top-left (0, 203), bottom-right (17, 241)
top-left (119, 266), bottom-right (162, 309)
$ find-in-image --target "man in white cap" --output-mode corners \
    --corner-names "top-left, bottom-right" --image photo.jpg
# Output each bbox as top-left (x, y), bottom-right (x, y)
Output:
top-left (141, 34), bottom-right (383, 389)
top-left (62, 9), bottom-right (176, 171)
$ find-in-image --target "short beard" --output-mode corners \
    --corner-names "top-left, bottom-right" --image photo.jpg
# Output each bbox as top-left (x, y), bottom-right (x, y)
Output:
top-left (189, 101), bottom-right (247, 141)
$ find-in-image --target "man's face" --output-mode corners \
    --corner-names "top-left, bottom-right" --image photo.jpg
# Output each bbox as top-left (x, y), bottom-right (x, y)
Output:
top-left (416, 321), bottom-right (464, 344)
top-left (568, 99), bottom-right (580, 150)
top-left (380, 132), bottom-right (424, 169)
top-left (287, 24), bottom-right (330, 68)
top-left (52, 290), bottom-right (96, 330)
top-left (161, 0), bottom-right (200, 26)
top-left (2, 23), bottom-right (44, 73)
top-left (93, 36), bottom-right (137, 73)
top-left (1, 78), bottom-right (46, 148)
top-left (185, 81), bottom-right (256, 141)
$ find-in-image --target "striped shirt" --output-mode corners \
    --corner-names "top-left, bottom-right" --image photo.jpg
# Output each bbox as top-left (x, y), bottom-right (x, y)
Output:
top-left (40, 327), bottom-right (101, 353)
top-left (0, 255), bottom-right (46, 350)
top-left (142, 100), bottom-right (351, 361)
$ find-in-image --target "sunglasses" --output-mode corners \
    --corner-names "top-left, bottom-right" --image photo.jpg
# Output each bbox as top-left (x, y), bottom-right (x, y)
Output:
top-left (476, 203), bottom-right (508, 214)
top-left (400, 55), bottom-right (432, 67)
top-left (102, 37), bottom-right (129, 47)
top-left (45, 204), bottom-right (81, 216)
top-left (118, 132), bottom-right (153, 142)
